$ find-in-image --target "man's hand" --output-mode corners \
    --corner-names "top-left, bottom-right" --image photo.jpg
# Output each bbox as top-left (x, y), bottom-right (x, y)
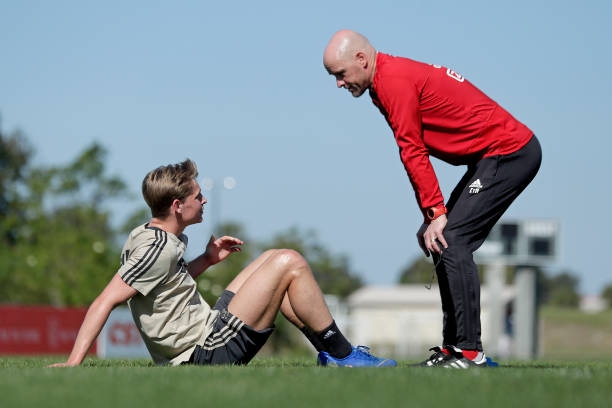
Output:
top-left (204, 235), bottom-right (244, 265)
top-left (46, 274), bottom-right (135, 369)
top-left (47, 362), bottom-right (79, 368)
top-left (416, 215), bottom-right (448, 257)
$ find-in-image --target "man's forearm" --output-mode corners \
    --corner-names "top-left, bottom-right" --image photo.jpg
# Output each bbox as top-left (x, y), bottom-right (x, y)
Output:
top-left (187, 253), bottom-right (213, 279)
top-left (65, 299), bottom-right (114, 365)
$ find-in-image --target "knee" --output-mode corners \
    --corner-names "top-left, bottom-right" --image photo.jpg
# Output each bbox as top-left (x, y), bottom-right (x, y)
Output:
top-left (442, 229), bottom-right (477, 250)
top-left (272, 249), bottom-right (309, 275)
top-left (442, 229), bottom-right (461, 246)
top-left (443, 227), bottom-right (486, 255)
top-left (439, 230), bottom-right (470, 261)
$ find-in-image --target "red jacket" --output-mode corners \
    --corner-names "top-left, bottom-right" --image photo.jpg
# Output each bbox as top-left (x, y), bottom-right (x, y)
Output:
top-left (370, 52), bottom-right (533, 218)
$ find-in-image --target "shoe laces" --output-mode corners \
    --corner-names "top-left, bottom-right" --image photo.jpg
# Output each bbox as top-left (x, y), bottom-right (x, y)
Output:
top-left (422, 346), bottom-right (460, 366)
top-left (426, 346), bottom-right (447, 361)
top-left (354, 345), bottom-right (377, 359)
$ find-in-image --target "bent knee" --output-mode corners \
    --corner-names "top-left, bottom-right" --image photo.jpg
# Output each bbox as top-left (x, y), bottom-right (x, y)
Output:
top-left (272, 249), bottom-right (308, 272)
top-left (442, 229), bottom-right (473, 247)
top-left (275, 248), bottom-right (306, 265)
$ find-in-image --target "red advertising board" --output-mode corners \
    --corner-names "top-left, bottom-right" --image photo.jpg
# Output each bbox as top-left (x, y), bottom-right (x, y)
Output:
top-left (0, 305), bottom-right (96, 355)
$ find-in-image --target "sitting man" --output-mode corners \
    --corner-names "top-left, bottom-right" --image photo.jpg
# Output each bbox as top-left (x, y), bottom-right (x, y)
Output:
top-left (50, 159), bottom-right (396, 368)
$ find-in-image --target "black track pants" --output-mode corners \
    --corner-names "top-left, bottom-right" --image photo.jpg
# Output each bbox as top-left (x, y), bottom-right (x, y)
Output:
top-left (433, 136), bottom-right (542, 351)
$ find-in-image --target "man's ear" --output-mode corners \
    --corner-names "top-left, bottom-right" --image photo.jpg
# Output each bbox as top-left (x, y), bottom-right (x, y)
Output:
top-left (171, 198), bottom-right (183, 214)
top-left (355, 51), bottom-right (368, 68)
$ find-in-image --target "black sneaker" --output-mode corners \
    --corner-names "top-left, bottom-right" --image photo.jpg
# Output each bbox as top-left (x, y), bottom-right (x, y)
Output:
top-left (414, 346), bottom-right (456, 367)
top-left (439, 346), bottom-right (489, 369)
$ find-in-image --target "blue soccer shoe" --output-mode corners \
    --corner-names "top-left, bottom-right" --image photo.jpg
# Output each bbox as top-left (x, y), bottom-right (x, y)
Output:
top-left (317, 345), bottom-right (397, 367)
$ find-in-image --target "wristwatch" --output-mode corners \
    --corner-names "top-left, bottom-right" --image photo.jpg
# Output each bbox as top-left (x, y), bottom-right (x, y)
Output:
top-left (426, 205), bottom-right (447, 222)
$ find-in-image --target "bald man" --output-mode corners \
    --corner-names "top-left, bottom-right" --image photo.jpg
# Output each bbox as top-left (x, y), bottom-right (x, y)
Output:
top-left (323, 30), bottom-right (541, 368)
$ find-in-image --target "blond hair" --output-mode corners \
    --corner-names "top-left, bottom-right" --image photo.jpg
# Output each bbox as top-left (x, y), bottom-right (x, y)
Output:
top-left (142, 159), bottom-right (198, 217)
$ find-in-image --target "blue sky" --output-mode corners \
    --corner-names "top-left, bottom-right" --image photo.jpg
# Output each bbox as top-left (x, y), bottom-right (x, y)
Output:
top-left (2, 1), bottom-right (610, 294)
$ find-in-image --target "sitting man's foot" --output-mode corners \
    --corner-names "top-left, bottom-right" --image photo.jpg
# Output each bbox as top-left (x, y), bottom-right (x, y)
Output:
top-left (317, 345), bottom-right (397, 367)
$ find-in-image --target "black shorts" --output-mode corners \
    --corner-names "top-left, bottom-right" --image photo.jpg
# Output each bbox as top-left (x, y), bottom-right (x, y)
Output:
top-left (187, 290), bottom-right (274, 365)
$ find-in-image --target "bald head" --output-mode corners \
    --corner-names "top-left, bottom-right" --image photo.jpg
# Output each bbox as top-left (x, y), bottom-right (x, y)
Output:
top-left (323, 30), bottom-right (375, 64)
top-left (323, 30), bottom-right (377, 97)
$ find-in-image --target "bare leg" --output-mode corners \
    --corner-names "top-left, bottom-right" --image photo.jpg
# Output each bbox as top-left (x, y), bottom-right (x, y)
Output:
top-left (226, 249), bottom-right (333, 332)
top-left (224, 250), bottom-right (308, 329)
top-left (224, 249), bottom-right (397, 366)
top-left (224, 249), bottom-right (276, 293)
top-left (279, 295), bottom-right (305, 328)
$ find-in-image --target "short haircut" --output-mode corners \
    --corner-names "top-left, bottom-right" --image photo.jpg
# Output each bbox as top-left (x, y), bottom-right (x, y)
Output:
top-left (142, 159), bottom-right (199, 217)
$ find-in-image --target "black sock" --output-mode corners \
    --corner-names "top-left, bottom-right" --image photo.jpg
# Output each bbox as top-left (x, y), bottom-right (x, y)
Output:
top-left (300, 326), bottom-right (325, 352)
top-left (315, 321), bottom-right (352, 359)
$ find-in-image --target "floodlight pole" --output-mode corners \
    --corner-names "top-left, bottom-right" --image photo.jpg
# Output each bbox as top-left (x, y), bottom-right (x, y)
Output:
top-left (485, 260), bottom-right (505, 357)
top-left (513, 266), bottom-right (538, 359)
top-left (202, 176), bottom-right (236, 233)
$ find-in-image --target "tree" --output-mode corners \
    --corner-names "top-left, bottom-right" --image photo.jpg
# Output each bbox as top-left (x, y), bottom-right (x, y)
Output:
top-left (540, 271), bottom-right (580, 308)
top-left (601, 284), bottom-right (612, 309)
top-left (0, 125), bottom-right (33, 246)
top-left (0, 120), bottom-right (132, 305)
top-left (398, 256), bottom-right (436, 285)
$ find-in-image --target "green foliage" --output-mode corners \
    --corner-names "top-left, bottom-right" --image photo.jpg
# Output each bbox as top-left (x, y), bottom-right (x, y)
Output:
top-left (119, 207), bottom-right (151, 234)
top-left (601, 284), bottom-right (612, 309)
top-left (540, 271), bottom-right (580, 308)
top-left (398, 256), bottom-right (435, 284)
top-left (0, 129), bottom-right (33, 245)
top-left (257, 226), bottom-right (363, 298)
top-left (0, 122), bottom-right (130, 306)
top-left (45, 143), bottom-right (128, 208)
top-left (0, 206), bottom-right (117, 305)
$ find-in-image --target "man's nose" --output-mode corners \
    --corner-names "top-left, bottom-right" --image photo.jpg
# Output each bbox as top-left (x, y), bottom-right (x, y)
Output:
top-left (336, 79), bottom-right (345, 88)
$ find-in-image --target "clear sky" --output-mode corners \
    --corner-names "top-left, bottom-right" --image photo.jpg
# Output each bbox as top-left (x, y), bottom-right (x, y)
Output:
top-left (1, 1), bottom-right (610, 294)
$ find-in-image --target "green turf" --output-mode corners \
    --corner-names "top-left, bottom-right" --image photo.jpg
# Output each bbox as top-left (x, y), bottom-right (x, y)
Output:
top-left (1, 357), bottom-right (611, 408)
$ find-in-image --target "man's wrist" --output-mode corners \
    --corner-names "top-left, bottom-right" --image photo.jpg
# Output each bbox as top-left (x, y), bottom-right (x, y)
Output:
top-left (201, 251), bottom-right (215, 267)
top-left (424, 205), bottom-right (447, 223)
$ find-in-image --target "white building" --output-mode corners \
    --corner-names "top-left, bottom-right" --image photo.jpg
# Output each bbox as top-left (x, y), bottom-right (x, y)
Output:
top-left (343, 284), bottom-right (515, 358)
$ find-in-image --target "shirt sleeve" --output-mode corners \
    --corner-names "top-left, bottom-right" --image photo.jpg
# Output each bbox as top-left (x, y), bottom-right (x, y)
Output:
top-left (373, 75), bottom-right (445, 216)
top-left (118, 233), bottom-right (173, 296)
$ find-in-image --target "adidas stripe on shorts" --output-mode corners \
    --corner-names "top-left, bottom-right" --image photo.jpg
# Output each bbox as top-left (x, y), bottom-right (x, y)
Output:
top-left (187, 290), bottom-right (274, 365)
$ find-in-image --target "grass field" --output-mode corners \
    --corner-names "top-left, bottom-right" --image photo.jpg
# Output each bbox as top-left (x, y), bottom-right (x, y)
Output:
top-left (2, 308), bottom-right (611, 407)
top-left (539, 307), bottom-right (612, 359)
top-left (1, 357), bottom-right (611, 408)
